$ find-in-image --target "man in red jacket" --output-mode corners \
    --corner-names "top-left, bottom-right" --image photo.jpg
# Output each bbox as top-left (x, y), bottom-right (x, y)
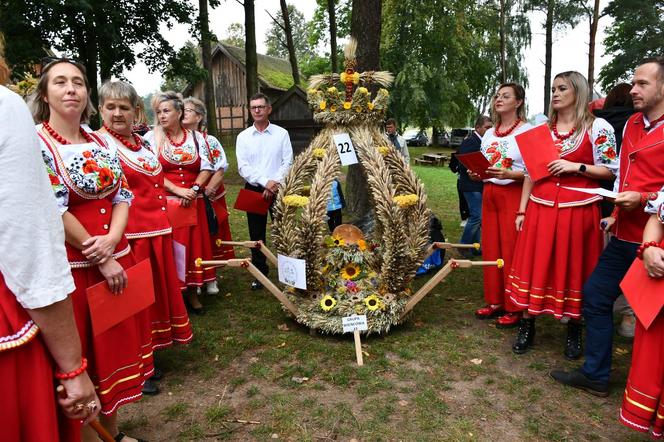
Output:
top-left (551, 57), bottom-right (664, 396)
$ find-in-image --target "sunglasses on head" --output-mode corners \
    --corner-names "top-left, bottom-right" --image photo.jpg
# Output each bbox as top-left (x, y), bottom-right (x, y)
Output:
top-left (40, 57), bottom-right (86, 74)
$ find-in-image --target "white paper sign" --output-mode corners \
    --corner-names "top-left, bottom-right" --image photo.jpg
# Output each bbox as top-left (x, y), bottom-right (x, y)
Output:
top-left (562, 186), bottom-right (618, 199)
top-left (333, 133), bottom-right (359, 166)
top-left (173, 240), bottom-right (186, 283)
top-left (277, 254), bottom-right (307, 289)
top-left (342, 314), bottom-right (368, 333)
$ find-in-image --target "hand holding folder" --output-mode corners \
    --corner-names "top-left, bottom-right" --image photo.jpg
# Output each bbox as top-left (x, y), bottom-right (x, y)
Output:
top-left (514, 124), bottom-right (559, 182)
top-left (455, 151), bottom-right (493, 180)
top-left (166, 197), bottom-right (198, 228)
top-left (233, 188), bottom-right (272, 215)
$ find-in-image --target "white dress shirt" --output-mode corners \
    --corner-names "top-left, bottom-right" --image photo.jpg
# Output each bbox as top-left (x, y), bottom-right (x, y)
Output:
top-left (0, 86), bottom-right (75, 309)
top-left (236, 122), bottom-right (293, 187)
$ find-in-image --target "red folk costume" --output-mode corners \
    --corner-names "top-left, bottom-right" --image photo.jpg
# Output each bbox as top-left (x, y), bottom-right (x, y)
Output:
top-left (618, 115), bottom-right (664, 437)
top-left (480, 123), bottom-right (532, 311)
top-left (37, 125), bottom-right (154, 416)
top-left (508, 119), bottom-right (618, 319)
top-left (144, 129), bottom-right (216, 288)
top-left (100, 131), bottom-right (193, 349)
top-left (204, 133), bottom-right (235, 261)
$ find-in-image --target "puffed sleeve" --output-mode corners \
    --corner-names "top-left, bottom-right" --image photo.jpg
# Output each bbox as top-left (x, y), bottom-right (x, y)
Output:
top-left (112, 174), bottom-right (134, 206)
top-left (196, 131), bottom-right (215, 171)
top-left (645, 186), bottom-right (664, 217)
top-left (143, 130), bottom-right (156, 152)
top-left (39, 138), bottom-right (70, 213)
top-left (207, 135), bottom-right (228, 172)
top-left (591, 118), bottom-right (619, 175)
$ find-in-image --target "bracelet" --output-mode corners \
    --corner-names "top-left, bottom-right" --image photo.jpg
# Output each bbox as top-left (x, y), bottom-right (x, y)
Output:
top-left (516, 211), bottom-right (526, 216)
top-left (637, 241), bottom-right (660, 260)
top-left (55, 357), bottom-right (88, 380)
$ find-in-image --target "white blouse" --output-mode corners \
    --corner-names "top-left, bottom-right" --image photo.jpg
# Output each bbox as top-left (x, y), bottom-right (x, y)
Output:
top-left (481, 122), bottom-right (532, 185)
top-left (144, 129), bottom-right (215, 171)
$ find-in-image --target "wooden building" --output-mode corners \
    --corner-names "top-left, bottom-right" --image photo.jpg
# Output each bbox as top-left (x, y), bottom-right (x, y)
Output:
top-left (190, 43), bottom-right (318, 152)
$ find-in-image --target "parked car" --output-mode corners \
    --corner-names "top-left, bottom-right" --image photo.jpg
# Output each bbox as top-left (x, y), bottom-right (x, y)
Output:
top-left (450, 128), bottom-right (472, 148)
top-left (403, 129), bottom-right (429, 147)
top-left (434, 130), bottom-right (450, 147)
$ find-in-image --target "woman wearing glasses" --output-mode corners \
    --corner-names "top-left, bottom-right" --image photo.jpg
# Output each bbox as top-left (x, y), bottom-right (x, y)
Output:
top-left (29, 59), bottom-right (152, 442)
top-left (144, 92), bottom-right (216, 314)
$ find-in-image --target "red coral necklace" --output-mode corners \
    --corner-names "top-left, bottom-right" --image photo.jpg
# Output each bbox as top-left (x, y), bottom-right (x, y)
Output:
top-left (103, 123), bottom-right (142, 152)
top-left (494, 119), bottom-right (521, 137)
top-left (166, 127), bottom-right (187, 147)
top-left (551, 118), bottom-right (576, 141)
top-left (42, 121), bottom-right (94, 145)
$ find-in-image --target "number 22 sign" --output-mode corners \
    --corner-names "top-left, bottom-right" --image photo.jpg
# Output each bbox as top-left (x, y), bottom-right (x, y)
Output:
top-left (333, 133), bottom-right (359, 166)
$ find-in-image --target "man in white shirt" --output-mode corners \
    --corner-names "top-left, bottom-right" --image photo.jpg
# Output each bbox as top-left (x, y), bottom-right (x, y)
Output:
top-left (236, 93), bottom-right (293, 289)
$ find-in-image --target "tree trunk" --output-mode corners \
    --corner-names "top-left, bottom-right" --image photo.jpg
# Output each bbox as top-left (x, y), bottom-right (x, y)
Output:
top-left (199, 0), bottom-right (219, 136)
top-left (543, 0), bottom-right (554, 114)
top-left (280, 0), bottom-right (300, 86)
top-left (328, 0), bottom-right (338, 72)
top-left (345, 0), bottom-right (381, 230)
top-left (244, 0), bottom-right (258, 111)
top-left (587, 0), bottom-right (600, 93)
top-left (499, 0), bottom-right (506, 84)
top-left (79, 14), bottom-right (100, 128)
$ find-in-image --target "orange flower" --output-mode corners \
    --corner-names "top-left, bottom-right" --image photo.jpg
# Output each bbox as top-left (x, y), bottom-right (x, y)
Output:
top-left (82, 159), bottom-right (100, 174)
top-left (180, 153), bottom-right (193, 162)
top-left (501, 158), bottom-right (513, 168)
top-left (595, 135), bottom-right (607, 145)
top-left (604, 147), bottom-right (617, 160)
top-left (490, 153), bottom-right (501, 164)
top-left (98, 168), bottom-right (114, 188)
top-left (210, 149), bottom-right (220, 159)
top-left (82, 151), bottom-right (93, 158)
top-left (49, 174), bottom-right (60, 185)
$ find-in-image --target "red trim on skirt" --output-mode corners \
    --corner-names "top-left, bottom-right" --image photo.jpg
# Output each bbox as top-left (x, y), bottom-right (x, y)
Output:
top-left (619, 311), bottom-right (664, 438)
top-left (480, 183), bottom-right (521, 311)
top-left (129, 234), bottom-right (193, 350)
top-left (69, 255), bottom-right (154, 415)
top-left (172, 197), bottom-right (216, 289)
top-left (507, 202), bottom-right (602, 319)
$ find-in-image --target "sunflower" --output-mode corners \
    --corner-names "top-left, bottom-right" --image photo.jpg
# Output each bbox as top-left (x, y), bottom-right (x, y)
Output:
top-left (364, 294), bottom-right (382, 311)
top-left (331, 235), bottom-right (345, 247)
top-left (320, 295), bottom-right (337, 311)
top-left (340, 263), bottom-right (361, 280)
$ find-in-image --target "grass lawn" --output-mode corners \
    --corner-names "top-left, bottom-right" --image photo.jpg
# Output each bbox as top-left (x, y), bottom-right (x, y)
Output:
top-left (122, 145), bottom-right (643, 441)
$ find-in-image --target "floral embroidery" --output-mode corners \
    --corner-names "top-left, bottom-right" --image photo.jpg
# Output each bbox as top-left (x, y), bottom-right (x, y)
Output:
top-left (593, 128), bottom-right (617, 164)
top-left (41, 150), bottom-right (68, 201)
top-left (135, 156), bottom-right (159, 173)
top-left (117, 176), bottom-right (133, 201)
top-left (484, 140), bottom-right (513, 169)
top-left (60, 145), bottom-right (127, 195)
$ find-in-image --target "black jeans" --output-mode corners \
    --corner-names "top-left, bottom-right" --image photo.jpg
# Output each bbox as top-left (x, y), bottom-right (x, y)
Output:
top-left (245, 183), bottom-right (273, 276)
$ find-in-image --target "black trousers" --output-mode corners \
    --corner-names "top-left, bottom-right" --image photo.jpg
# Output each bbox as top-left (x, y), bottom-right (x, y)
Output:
top-left (245, 183), bottom-right (273, 276)
top-left (327, 209), bottom-right (342, 232)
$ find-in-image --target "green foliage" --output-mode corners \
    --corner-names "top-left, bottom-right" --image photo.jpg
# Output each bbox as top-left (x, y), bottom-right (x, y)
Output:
top-left (309, 0), bottom-right (352, 47)
top-left (599, 0), bottom-right (664, 90)
top-left (162, 41), bottom-right (207, 92)
top-left (222, 22), bottom-right (245, 48)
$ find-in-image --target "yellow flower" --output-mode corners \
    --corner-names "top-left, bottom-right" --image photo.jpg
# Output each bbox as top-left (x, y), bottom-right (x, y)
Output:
top-left (393, 194), bottom-right (419, 208)
top-left (283, 195), bottom-right (310, 207)
top-left (330, 105), bottom-right (337, 112)
top-left (320, 295), bottom-right (337, 311)
top-left (355, 107), bottom-right (363, 113)
top-left (357, 239), bottom-right (367, 251)
top-left (307, 88), bottom-right (317, 94)
top-left (368, 271), bottom-right (377, 278)
top-left (367, 102), bottom-right (375, 111)
top-left (352, 72), bottom-right (360, 84)
top-left (357, 87), bottom-right (369, 95)
top-left (364, 294), bottom-right (382, 311)
top-left (313, 148), bottom-right (326, 159)
top-left (377, 145), bottom-right (391, 156)
top-left (321, 264), bottom-right (330, 274)
top-left (354, 304), bottom-right (364, 314)
top-left (332, 235), bottom-right (345, 247)
top-left (340, 72), bottom-right (347, 83)
top-left (341, 263), bottom-right (361, 280)
top-left (327, 86), bottom-right (338, 94)
top-left (343, 101), bottom-right (352, 110)
top-left (319, 101), bottom-right (327, 110)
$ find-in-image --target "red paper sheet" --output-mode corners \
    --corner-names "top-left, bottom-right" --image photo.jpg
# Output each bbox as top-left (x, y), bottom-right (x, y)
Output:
top-left (86, 259), bottom-right (155, 337)
top-left (166, 197), bottom-right (198, 229)
top-left (455, 151), bottom-right (493, 180)
top-left (514, 124), bottom-right (559, 182)
top-left (620, 259), bottom-right (664, 330)
top-left (233, 188), bottom-right (271, 215)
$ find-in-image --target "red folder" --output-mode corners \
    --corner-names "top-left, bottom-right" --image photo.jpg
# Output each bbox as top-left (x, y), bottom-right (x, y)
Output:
top-left (455, 151), bottom-right (492, 180)
top-left (620, 259), bottom-right (664, 330)
top-left (213, 203), bottom-right (229, 223)
top-left (166, 197), bottom-right (198, 228)
top-left (514, 124), bottom-right (559, 182)
top-left (86, 259), bottom-right (155, 337)
top-left (233, 188), bottom-right (271, 215)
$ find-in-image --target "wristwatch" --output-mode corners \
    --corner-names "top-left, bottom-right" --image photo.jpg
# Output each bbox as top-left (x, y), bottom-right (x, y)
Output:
top-left (578, 164), bottom-right (587, 173)
top-left (191, 184), bottom-right (201, 193)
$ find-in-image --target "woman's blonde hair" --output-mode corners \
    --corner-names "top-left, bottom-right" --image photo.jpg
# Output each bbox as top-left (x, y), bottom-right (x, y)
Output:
top-left (548, 71), bottom-right (594, 136)
top-left (183, 96), bottom-right (207, 131)
top-left (0, 34), bottom-right (10, 85)
top-left (490, 82), bottom-right (527, 126)
top-left (27, 59), bottom-right (95, 123)
top-left (150, 90), bottom-right (184, 151)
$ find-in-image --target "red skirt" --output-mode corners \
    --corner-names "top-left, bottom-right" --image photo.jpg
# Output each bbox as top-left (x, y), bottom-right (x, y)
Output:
top-left (129, 234), bottom-right (193, 350)
top-left (172, 197), bottom-right (216, 288)
top-left (481, 183), bottom-right (521, 311)
top-left (508, 201), bottom-right (602, 319)
top-left (210, 193), bottom-right (235, 262)
top-left (70, 255), bottom-right (154, 415)
top-left (620, 291), bottom-right (664, 437)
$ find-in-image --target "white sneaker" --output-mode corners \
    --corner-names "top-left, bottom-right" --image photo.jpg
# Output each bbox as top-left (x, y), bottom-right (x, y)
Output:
top-left (206, 281), bottom-right (219, 295)
top-left (460, 220), bottom-right (467, 227)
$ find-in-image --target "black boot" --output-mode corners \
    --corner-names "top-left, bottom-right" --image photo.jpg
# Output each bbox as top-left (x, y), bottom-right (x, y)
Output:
top-left (564, 321), bottom-right (583, 360)
top-left (512, 318), bottom-right (535, 354)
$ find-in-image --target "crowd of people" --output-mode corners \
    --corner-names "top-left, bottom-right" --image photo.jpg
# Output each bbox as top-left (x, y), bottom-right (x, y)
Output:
top-left (1, 30), bottom-right (663, 440)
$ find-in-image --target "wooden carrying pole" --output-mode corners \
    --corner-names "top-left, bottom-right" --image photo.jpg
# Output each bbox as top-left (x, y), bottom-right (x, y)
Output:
top-left (425, 241), bottom-right (480, 257)
top-left (218, 240), bottom-right (278, 266)
top-left (196, 258), bottom-right (298, 316)
top-left (353, 330), bottom-right (364, 366)
top-left (400, 258), bottom-right (503, 319)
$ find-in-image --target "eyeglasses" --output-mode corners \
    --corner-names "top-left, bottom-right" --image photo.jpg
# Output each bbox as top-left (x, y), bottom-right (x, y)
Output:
top-left (184, 108), bottom-right (200, 115)
top-left (249, 105), bottom-right (268, 111)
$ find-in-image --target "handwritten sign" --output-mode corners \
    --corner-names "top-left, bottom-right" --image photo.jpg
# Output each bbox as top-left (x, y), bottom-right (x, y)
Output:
top-left (277, 254), bottom-right (307, 289)
top-left (333, 133), bottom-right (359, 166)
top-left (342, 314), bottom-right (368, 333)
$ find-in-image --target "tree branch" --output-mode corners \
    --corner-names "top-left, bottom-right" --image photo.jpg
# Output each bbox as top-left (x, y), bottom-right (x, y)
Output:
top-left (265, 9), bottom-right (286, 32)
